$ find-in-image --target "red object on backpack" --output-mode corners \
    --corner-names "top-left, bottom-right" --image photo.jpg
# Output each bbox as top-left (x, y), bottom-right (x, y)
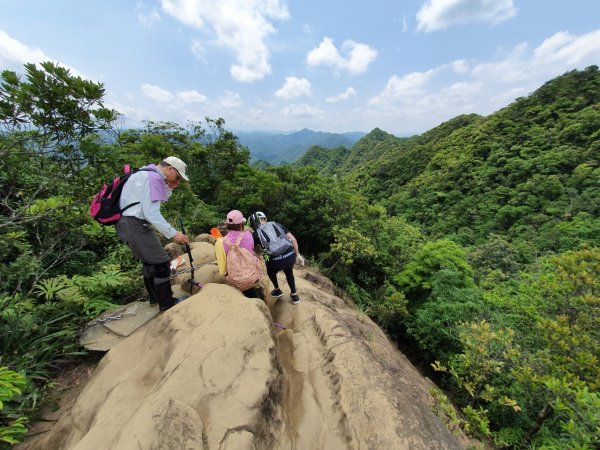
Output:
top-left (90, 166), bottom-right (150, 226)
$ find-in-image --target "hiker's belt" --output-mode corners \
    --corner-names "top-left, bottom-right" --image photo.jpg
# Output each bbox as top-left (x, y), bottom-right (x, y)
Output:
top-left (119, 215), bottom-right (150, 226)
top-left (271, 250), bottom-right (295, 261)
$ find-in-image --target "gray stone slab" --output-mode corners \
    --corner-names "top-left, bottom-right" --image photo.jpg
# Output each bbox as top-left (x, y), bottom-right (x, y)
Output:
top-left (79, 301), bottom-right (159, 351)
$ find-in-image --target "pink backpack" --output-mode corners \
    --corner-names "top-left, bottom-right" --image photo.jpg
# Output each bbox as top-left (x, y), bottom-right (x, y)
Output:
top-left (90, 166), bottom-right (151, 226)
top-left (225, 233), bottom-right (263, 291)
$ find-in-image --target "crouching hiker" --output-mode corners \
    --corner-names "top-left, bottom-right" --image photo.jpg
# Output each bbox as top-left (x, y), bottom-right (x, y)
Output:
top-left (215, 210), bottom-right (263, 298)
top-left (249, 211), bottom-right (304, 305)
top-left (115, 157), bottom-right (190, 312)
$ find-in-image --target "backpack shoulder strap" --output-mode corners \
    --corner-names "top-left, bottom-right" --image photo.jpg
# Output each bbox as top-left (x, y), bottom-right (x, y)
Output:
top-left (118, 169), bottom-right (153, 213)
top-left (272, 223), bottom-right (284, 236)
top-left (258, 226), bottom-right (270, 243)
top-left (234, 232), bottom-right (244, 246)
top-left (225, 232), bottom-right (244, 247)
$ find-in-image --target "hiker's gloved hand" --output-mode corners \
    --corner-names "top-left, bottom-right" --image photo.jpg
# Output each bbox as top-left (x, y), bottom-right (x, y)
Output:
top-left (296, 254), bottom-right (305, 266)
top-left (173, 231), bottom-right (190, 245)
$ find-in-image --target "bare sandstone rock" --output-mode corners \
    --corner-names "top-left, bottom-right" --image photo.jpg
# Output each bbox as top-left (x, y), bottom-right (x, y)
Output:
top-left (26, 271), bottom-right (463, 449)
top-left (34, 284), bottom-right (281, 450)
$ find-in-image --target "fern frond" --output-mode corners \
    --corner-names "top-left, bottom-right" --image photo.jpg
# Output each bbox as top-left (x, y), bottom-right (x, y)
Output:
top-left (56, 286), bottom-right (88, 305)
top-left (32, 277), bottom-right (70, 301)
top-left (0, 294), bottom-right (34, 317)
top-left (83, 298), bottom-right (119, 318)
top-left (76, 268), bottom-right (130, 296)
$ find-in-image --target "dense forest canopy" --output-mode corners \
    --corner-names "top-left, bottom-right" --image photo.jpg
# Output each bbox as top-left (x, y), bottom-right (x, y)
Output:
top-left (1, 62), bottom-right (598, 449)
top-left (299, 67), bottom-right (600, 255)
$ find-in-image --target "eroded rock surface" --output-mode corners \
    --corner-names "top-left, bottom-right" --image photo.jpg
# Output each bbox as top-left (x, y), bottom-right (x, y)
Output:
top-left (27, 270), bottom-right (463, 449)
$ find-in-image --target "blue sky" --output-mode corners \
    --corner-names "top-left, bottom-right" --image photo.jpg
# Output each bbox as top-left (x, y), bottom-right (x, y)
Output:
top-left (1, 0), bottom-right (599, 135)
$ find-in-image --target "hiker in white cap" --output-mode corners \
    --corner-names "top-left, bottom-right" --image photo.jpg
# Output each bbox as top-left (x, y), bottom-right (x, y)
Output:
top-left (116, 157), bottom-right (190, 312)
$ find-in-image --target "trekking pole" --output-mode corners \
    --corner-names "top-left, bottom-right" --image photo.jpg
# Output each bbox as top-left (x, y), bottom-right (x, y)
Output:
top-left (178, 217), bottom-right (196, 289)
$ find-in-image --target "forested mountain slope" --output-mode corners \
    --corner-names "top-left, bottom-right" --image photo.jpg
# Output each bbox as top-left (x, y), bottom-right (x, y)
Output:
top-left (341, 66), bottom-right (599, 254)
top-left (343, 114), bottom-right (482, 197)
top-left (294, 145), bottom-right (351, 175)
top-left (236, 128), bottom-right (365, 164)
top-left (337, 127), bottom-right (407, 174)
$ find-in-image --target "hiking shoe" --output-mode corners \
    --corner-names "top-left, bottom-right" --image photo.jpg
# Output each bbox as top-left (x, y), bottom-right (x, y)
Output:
top-left (174, 295), bottom-right (189, 305)
top-left (271, 288), bottom-right (284, 298)
top-left (291, 293), bottom-right (300, 305)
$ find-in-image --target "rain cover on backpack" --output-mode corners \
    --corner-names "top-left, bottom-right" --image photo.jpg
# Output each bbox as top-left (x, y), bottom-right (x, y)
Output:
top-left (257, 222), bottom-right (292, 256)
top-left (224, 233), bottom-right (263, 291)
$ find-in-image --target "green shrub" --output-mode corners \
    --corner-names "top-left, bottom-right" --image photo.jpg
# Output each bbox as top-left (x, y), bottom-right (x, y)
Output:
top-left (395, 239), bottom-right (475, 307)
top-left (405, 270), bottom-right (485, 361)
top-left (0, 367), bottom-right (28, 445)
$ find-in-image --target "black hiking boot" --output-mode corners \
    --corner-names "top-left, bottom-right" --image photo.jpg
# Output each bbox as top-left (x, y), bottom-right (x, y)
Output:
top-left (143, 276), bottom-right (159, 306)
top-left (154, 281), bottom-right (176, 312)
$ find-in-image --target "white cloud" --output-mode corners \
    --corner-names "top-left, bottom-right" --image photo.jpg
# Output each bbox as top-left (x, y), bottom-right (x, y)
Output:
top-left (160, 0), bottom-right (206, 27)
top-left (0, 31), bottom-right (88, 79)
top-left (141, 84), bottom-right (174, 102)
top-left (161, 0), bottom-right (289, 82)
top-left (470, 42), bottom-right (530, 82)
top-left (369, 69), bottom-right (437, 106)
top-left (366, 28), bottom-right (600, 134)
top-left (325, 87), bottom-right (357, 103)
top-left (306, 37), bottom-right (338, 66)
top-left (275, 76), bottom-right (311, 99)
top-left (535, 32), bottom-right (574, 60)
top-left (280, 103), bottom-right (324, 118)
top-left (306, 37), bottom-right (377, 74)
top-left (190, 39), bottom-right (208, 64)
top-left (393, 14), bottom-right (409, 33)
top-left (105, 99), bottom-right (152, 127)
top-left (441, 81), bottom-right (483, 107)
top-left (218, 90), bottom-right (243, 109)
top-left (534, 30), bottom-right (600, 65)
top-left (248, 108), bottom-right (265, 121)
top-left (176, 89), bottom-right (208, 103)
top-left (116, 84), bottom-right (211, 126)
top-left (452, 59), bottom-right (469, 73)
top-left (471, 30), bottom-right (600, 83)
top-left (489, 87), bottom-right (527, 105)
top-left (137, 3), bottom-right (161, 27)
top-left (0, 31), bottom-right (48, 68)
top-left (417, 0), bottom-right (517, 32)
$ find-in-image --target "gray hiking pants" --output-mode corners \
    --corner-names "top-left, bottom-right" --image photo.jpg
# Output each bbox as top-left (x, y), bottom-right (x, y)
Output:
top-left (115, 216), bottom-right (170, 266)
top-left (116, 216), bottom-right (175, 311)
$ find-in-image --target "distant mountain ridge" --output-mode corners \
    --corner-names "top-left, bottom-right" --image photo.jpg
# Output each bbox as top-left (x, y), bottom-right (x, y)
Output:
top-left (235, 128), bottom-right (366, 164)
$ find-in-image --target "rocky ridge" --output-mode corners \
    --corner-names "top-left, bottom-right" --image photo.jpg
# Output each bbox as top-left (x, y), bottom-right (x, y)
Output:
top-left (23, 237), bottom-right (464, 450)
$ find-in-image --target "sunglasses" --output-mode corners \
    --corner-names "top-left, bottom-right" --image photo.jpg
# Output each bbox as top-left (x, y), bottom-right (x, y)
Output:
top-left (171, 166), bottom-right (182, 181)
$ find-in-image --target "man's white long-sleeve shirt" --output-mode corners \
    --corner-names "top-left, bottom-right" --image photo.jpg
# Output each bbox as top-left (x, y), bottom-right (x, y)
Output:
top-left (119, 169), bottom-right (177, 239)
